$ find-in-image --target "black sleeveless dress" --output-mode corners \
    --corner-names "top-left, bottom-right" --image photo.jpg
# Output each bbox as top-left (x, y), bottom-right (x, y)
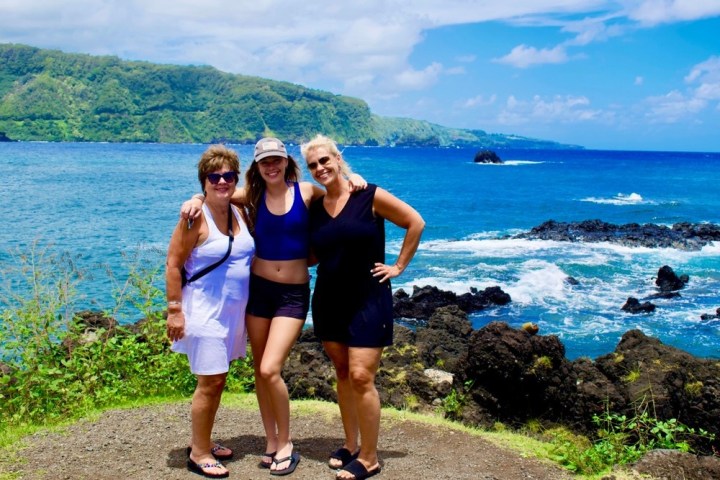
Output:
top-left (309, 184), bottom-right (393, 347)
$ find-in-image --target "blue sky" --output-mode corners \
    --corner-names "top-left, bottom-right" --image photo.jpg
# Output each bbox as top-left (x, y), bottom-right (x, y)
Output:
top-left (1, 1), bottom-right (719, 151)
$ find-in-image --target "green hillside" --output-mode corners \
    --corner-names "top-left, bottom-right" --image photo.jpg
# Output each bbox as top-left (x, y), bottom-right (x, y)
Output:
top-left (0, 44), bottom-right (578, 148)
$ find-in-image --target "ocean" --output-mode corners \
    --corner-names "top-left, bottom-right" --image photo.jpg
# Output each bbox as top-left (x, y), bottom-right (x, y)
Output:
top-left (1, 142), bottom-right (719, 360)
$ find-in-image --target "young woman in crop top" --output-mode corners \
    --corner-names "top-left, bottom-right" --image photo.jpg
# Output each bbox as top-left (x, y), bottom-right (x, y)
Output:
top-left (182, 137), bottom-right (366, 475)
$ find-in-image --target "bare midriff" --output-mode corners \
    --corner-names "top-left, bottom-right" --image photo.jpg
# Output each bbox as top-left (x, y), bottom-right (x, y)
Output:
top-left (251, 257), bottom-right (310, 284)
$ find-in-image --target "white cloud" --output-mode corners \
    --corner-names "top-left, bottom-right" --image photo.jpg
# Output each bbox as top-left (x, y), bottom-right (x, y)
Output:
top-left (2, 0), bottom-right (696, 96)
top-left (627, 0), bottom-right (720, 26)
top-left (685, 57), bottom-right (719, 82)
top-left (444, 66), bottom-right (466, 75)
top-left (494, 44), bottom-right (569, 68)
top-left (643, 55), bottom-right (720, 123)
top-left (1, 0), bottom-right (719, 149)
top-left (497, 94), bottom-right (604, 124)
top-left (463, 94), bottom-right (497, 108)
top-left (456, 54), bottom-right (477, 63)
top-left (644, 90), bottom-right (707, 123)
top-left (393, 62), bottom-right (443, 90)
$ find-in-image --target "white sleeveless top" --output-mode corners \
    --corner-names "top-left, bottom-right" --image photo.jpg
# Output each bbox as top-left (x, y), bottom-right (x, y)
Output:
top-left (171, 203), bottom-right (255, 375)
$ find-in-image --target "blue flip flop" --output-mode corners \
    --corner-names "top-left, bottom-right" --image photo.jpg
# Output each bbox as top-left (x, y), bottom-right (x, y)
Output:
top-left (270, 451), bottom-right (300, 476)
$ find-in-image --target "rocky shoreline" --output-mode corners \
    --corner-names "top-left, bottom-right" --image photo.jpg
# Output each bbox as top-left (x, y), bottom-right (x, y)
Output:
top-left (284, 288), bottom-right (720, 450)
top-left (7, 278), bottom-right (719, 477)
top-left (5, 219), bottom-right (720, 477)
top-left (283, 284), bottom-right (720, 477)
top-left (514, 219), bottom-right (720, 251)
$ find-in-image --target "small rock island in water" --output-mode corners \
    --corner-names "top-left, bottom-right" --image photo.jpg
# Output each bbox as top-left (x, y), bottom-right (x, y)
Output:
top-left (473, 149), bottom-right (502, 163)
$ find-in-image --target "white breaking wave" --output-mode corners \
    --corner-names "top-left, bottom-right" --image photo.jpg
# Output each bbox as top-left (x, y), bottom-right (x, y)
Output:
top-left (504, 261), bottom-right (570, 304)
top-left (503, 160), bottom-right (543, 166)
top-left (581, 192), bottom-right (650, 205)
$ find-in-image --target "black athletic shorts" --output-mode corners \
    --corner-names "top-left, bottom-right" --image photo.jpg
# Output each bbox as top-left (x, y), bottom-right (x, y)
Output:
top-left (246, 273), bottom-right (310, 320)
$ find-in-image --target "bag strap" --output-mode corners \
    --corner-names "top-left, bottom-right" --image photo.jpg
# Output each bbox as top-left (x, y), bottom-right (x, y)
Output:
top-left (184, 204), bottom-right (234, 285)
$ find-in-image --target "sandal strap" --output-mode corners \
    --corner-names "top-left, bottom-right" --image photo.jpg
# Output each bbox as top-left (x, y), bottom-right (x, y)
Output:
top-left (196, 461), bottom-right (224, 469)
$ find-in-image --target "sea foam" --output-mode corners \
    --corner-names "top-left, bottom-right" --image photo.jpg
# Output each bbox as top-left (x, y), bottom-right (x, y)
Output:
top-left (581, 192), bottom-right (649, 205)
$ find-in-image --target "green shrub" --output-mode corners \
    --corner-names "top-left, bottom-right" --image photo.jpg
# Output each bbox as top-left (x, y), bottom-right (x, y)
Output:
top-left (548, 399), bottom-right (716, 475)
top-left (440, 380), bottom-right (473, 420)
top-left (0, 244), bottom-right (255, 429)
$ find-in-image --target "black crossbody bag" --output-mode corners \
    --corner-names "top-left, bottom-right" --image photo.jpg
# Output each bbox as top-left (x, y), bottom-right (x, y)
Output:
top-left (181, 204), bottom-right (234, 287)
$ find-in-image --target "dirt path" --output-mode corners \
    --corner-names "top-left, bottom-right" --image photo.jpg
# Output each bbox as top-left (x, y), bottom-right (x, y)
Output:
top-left (7, 400), bottom-right (576, 480)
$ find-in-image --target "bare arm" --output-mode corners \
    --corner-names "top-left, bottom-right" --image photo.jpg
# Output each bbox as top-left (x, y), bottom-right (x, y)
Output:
top-left (165, 215), bottom-right (203, 341)
top-left (371, 187), bottom-right (425, 283)
top-left (180, 189), bottom-right (246, 220)
top-left (347, 173), bottom-right (367, 191)
top-left (303, 174), bottom-right (369, 205)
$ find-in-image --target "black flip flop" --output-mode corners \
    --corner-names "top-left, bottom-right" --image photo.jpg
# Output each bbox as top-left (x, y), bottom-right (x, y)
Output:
top-left (336, 459), bottom-right (381, 480)
top-left (328, 447), bottom-right (359, 469)
top-left (260, 451), bottom-right (277, 468)
top-left (186, 444), bottom-right (233, 461)
top-left (186, 457), bottom-right (229, 478)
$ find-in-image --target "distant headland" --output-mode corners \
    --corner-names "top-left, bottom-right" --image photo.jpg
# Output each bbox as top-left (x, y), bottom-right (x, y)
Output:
top-left (0, 43), bottom-right (582, 149)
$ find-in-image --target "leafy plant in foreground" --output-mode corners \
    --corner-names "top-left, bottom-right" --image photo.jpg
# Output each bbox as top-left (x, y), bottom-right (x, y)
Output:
top-left (547, 398), bottom-right (716, 475)
top-left (0, 244), bottom-right (255, 429)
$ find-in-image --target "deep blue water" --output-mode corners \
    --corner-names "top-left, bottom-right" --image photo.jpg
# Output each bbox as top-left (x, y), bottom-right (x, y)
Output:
top-left (1, 142), bottom-right (719, 360)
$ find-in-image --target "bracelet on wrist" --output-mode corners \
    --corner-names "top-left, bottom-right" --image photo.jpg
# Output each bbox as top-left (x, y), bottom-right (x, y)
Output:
top-left (168, 300), bottom-right (181, 306)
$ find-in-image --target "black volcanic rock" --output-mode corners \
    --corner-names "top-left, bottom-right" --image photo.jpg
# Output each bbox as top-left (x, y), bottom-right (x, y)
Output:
top-left (595, 330), bottom-right (720, 453)
top-left (473, 149), bottom-right (502, 163)
top-left (655, 265), bottom-right (689, 292)
top-left (393, 285), bottom-right (510, 320)
top-left (515, 219), bottom-right (720, 250)
top-left (621, 297), bottom-right (656, 313)
top-left (632, 450), bottom-right (720, 480)
top-left (280, 299), bottom-right (720, 456)
top-left (415, 306), bottom-right (472, 374)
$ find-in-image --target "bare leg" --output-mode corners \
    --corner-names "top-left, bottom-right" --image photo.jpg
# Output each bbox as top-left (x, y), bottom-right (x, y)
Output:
top-left (336, 346), bottom-right (383, 479)
top-left (249, 314), bottom-right (304, 471)
top-left (189, 373), bottom-right (229, 476)
top-left (247, 314), bottom-right (278, 461)
top-left (323, 341), bottom-right (360, 468)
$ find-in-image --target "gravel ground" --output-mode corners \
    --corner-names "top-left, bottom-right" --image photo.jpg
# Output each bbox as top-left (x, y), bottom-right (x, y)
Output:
top-left (7, 401), bottom-right (578, 480)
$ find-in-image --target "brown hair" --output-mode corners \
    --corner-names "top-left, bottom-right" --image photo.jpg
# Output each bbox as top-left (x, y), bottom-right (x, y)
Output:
top-left (244, 154), bottom-right (301, 231)
top-left (197, 145), bottom-right (250, 229)
top-left (197, 145), bottom-right (240, 190)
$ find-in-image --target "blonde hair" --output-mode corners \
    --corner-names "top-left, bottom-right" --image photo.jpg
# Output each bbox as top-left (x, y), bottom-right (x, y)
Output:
top-left (300, 134), bottom-right (353, 176)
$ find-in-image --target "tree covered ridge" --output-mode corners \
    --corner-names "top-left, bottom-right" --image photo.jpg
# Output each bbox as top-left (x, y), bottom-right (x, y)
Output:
top-left (0, 43), bottom-right (576, 148)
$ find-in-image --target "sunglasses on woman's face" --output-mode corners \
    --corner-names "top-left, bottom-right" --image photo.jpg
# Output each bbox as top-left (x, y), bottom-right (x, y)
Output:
top-left (206, 172), bottom-right (238, 184)
top-left (307, 156), bottom-right (332, 171)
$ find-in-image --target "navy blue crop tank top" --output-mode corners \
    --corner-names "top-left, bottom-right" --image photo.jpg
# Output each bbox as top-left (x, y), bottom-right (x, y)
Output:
top-left (254, 182), bottom-right (310, 260)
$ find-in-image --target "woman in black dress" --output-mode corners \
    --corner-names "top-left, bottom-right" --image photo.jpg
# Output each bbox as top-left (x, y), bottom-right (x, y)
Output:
top-left (301, 135), bottom-right (425, 480)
